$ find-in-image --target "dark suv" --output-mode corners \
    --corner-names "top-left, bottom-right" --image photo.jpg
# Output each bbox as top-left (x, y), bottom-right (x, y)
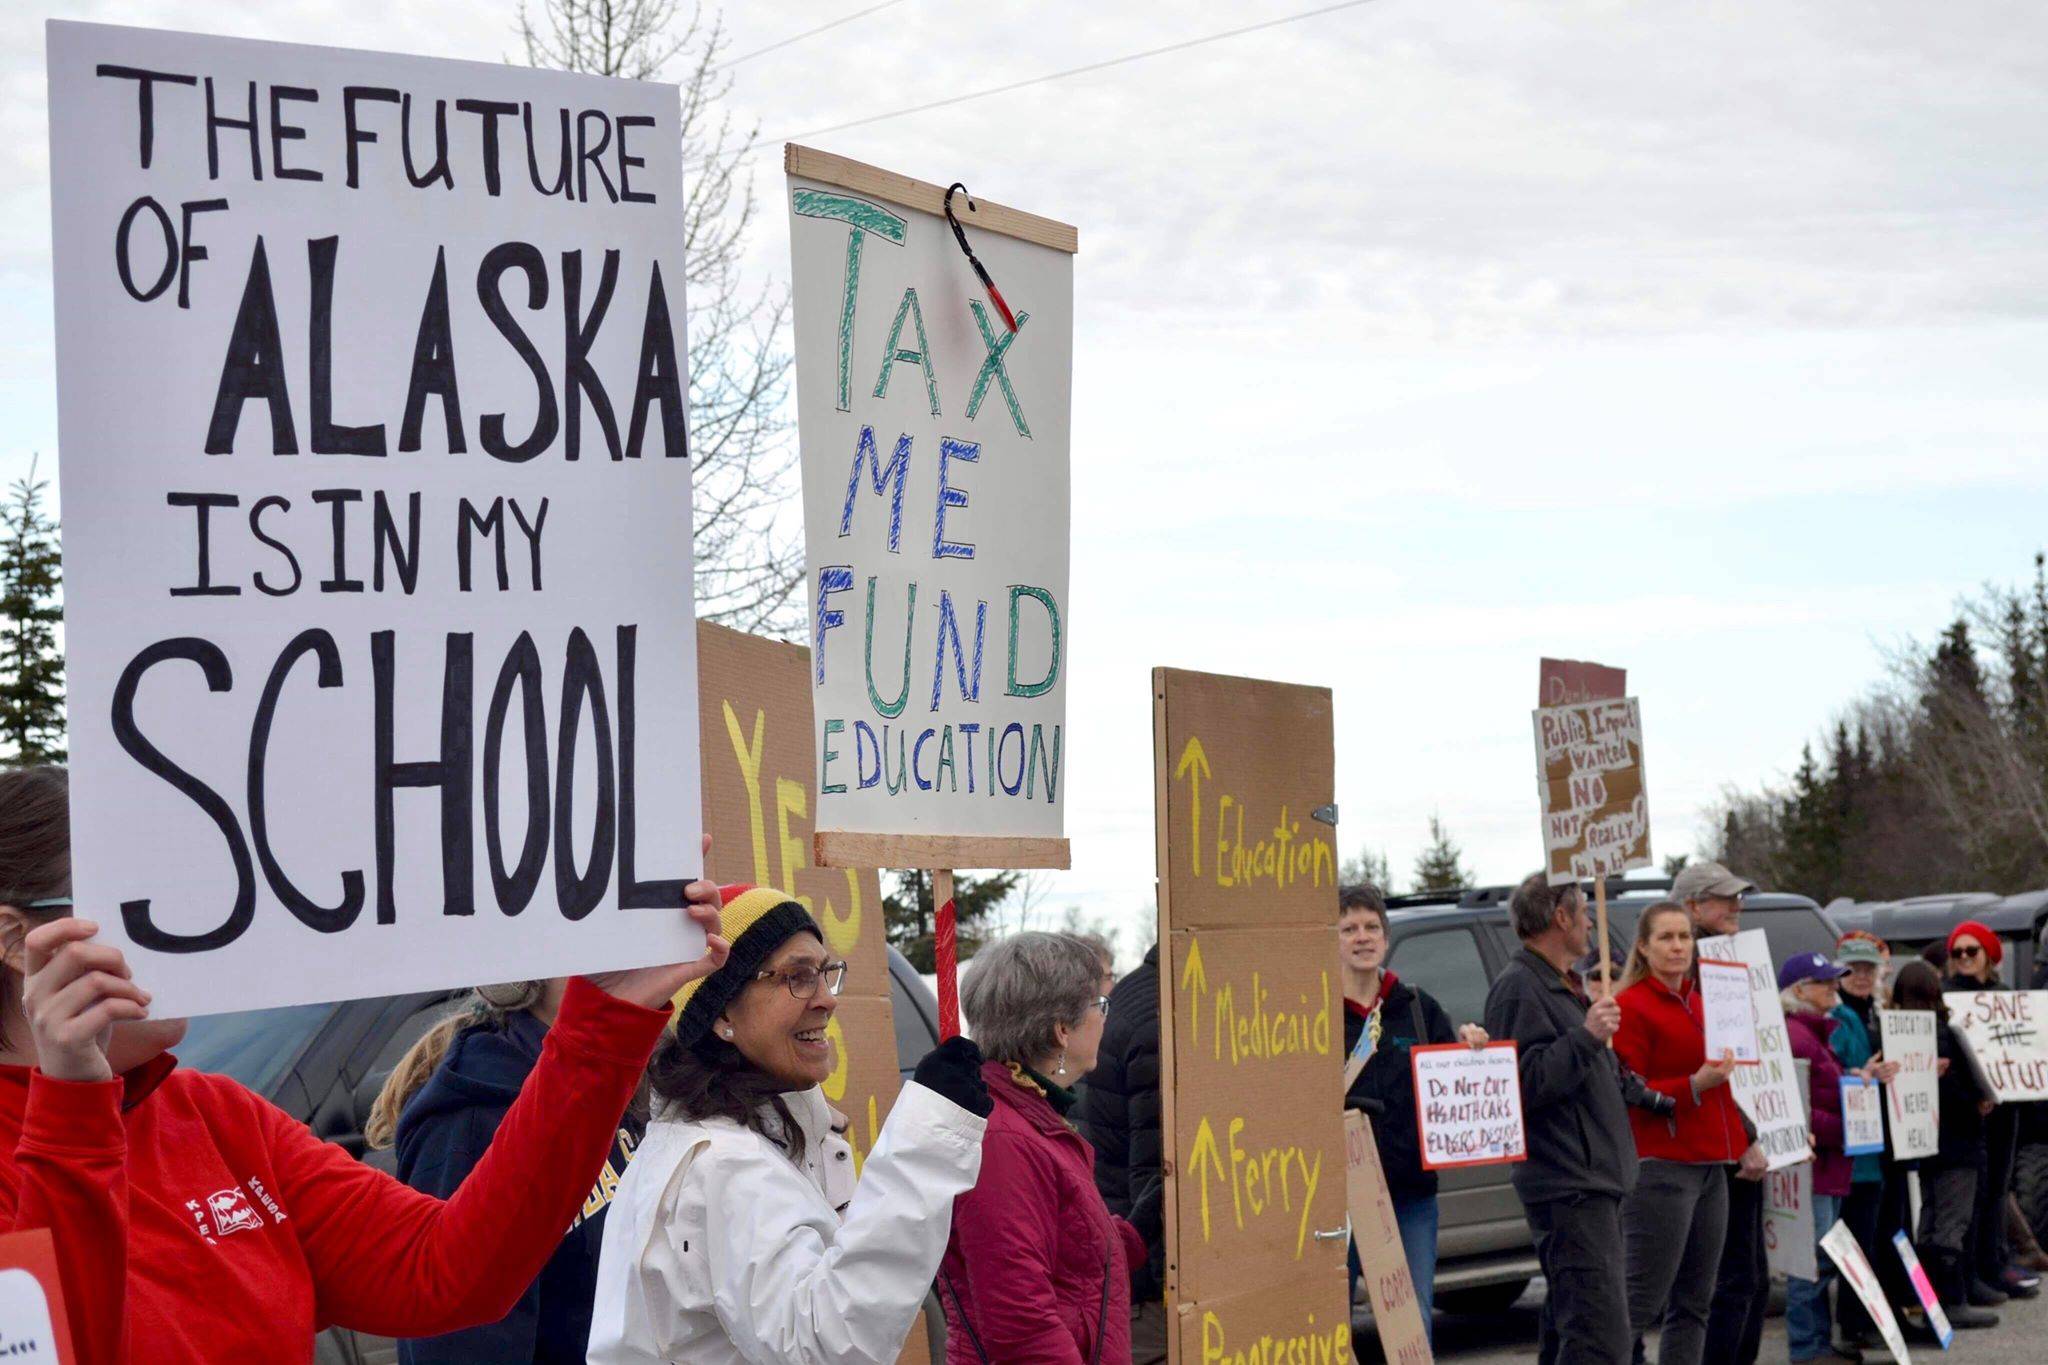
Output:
top-left (1375, 878), bottom-right (1839, 1319)
top-left (172, 949), bottom-right (942, 1365)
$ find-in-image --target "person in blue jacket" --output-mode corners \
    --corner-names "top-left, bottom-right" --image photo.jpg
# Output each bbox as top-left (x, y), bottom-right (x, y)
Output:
top-left (368, 978), bottom-right (641, 1363)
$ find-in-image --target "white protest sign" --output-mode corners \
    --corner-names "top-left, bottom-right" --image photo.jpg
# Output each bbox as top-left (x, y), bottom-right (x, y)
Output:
top-left (1824, 1222), bottom-right (1911, 1365)
top-left (1841, 1075), bottom-right (1885, 1157)
top-left (1892, 1232), bottom-right (1954, 1349)
top-left (787, 149), bottom-right (1072, 841)
top-left (1699, 930), bottom-right (1812, 1169)
top-left (1764, 1158), bottom-right (1817, 1282)
top-left (1879, 1010), bottom-right (1940, 1162)
top-left (1532, 697), bottom-right (1650, 885)
top-left (47, 24), bottom-right (706, 1016)
top-left (1945, 990), bottom-right (2048, 1101)
top-left (1410, 1042), bottom-right (1526, 1170)
top-left (1699, 956), bottom-right (1762, 1066)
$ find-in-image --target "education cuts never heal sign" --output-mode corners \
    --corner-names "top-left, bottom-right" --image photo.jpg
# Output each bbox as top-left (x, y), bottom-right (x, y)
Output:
top-left (786, 147), bottom-right (1072, 841)
top-left (47, 23), bottom-right (706, 1016)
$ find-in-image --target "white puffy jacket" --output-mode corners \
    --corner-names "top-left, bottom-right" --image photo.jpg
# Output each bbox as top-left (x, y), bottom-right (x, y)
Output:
top-left (588, 1081), bottom-right (985, 1365)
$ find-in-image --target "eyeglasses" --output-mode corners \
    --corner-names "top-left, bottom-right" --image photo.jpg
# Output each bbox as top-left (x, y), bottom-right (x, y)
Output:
top-left (753, 960), bottom-right (848, 1000)
top-left (1091, 995), bottom-right (1111, 1017)
top-left (1953, 945), bottom-right (1984, 961)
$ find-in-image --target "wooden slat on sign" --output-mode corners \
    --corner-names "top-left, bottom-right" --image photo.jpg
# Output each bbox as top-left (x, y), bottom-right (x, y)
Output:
top-left (1153, 667), bottom-right (1348, 1362)
top-left (814, 832), bottom-right (1071, 872)
top-left (785, 144), bottom-right (1080, 253)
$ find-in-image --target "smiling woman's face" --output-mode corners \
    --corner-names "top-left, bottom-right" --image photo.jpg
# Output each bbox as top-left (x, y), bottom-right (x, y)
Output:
top-left (720, 934), bottom-right (838, 1090)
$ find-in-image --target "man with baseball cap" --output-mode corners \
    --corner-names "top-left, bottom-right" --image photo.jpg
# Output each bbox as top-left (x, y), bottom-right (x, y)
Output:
top-left (1676, 861), bottom-right (1772, 1365)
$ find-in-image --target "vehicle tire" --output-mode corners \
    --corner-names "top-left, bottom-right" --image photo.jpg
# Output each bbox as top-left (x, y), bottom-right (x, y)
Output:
top-left (1436, 1278), bottom-right (1531, 1316)
top-left (2018, 1141), bottom-right (2048, 1244)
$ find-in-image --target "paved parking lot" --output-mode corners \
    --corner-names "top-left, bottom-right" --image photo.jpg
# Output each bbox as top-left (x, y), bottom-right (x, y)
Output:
top-left (1357, 1277), bottom-right (2048, 1363)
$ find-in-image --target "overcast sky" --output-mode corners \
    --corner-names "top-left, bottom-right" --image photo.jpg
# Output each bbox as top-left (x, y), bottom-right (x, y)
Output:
top-left (8, 1), bottom-right (2048, 962)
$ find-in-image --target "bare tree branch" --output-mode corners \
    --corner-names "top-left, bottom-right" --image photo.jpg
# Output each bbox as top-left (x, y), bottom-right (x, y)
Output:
top-left (520, 0), bottom-right (801, 634)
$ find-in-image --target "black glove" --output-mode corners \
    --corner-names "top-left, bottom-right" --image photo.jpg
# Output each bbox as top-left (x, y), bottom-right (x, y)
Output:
top-left (1345, 1096), bottom-right (1387, 1118)
top-left (914, 1036), bottom-right (993, 1117)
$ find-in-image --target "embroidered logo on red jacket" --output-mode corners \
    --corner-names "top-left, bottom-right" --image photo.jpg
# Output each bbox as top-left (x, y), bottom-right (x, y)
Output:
top-left (205, 1187), bottom-right (265, 1238)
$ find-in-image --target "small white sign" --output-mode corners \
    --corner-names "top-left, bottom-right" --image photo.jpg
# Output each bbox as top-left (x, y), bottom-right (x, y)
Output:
top-left (1410, 1042), bottom-right (1526, 1171)
top-left (1879, 1009), bottom-right (1941, 1162)
top-left (1699, 930), bottom-right (1811, 1169)
top-left (1824, 1222), bottom-right (1911, 1365)
top-left (1892, 1232), bottom-right (1953, 1349)
top-left (1841, 1075), bottom-right (1885, 1157)
top-left (1698, 956), bottom-right (1761, 1066)
top-left (0, 1269), bottom-right (61, 1363)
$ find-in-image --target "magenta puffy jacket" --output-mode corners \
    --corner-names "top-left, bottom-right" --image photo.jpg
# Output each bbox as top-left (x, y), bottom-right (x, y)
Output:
top-left (1785, 1010), bottom-right (1852, 1197)
top-left (940, 1061), bottom-right (1145, 1365)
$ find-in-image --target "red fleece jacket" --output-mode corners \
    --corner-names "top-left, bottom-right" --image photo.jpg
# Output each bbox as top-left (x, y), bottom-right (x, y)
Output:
top-left (1613, 975), bottom-right (1750, 1166)
top-left (0, 978), bottom-right (667, 1365)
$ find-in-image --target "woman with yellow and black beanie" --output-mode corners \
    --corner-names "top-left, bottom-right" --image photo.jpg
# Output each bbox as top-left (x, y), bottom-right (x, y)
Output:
top-left (591, 886), bottom-right (992, 1365)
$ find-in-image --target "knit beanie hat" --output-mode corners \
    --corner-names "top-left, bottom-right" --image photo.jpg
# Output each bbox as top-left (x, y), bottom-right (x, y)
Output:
top-left (1946, 919), bottom-right (2003, 966)
top-left (671, 885), bottom-right (822, 1047)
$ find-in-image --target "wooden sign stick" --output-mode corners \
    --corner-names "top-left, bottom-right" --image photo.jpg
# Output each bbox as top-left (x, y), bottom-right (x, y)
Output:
top-left (1596, 874), bottom-right (1612, 993)
top-left (814, 832), bottom-right (1071, 1045)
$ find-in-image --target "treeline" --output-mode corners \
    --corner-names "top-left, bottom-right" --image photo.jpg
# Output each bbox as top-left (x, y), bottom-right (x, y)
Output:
top-left (1710, 552), bottom-right (2048, 904)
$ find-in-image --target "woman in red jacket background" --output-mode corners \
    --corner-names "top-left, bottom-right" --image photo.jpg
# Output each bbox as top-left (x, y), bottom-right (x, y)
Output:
top-left (1612, 901), bottom-right (1742, 1365)
top-left (0, 764), bottom-right (730, 1365)
top-left (940, 931), bottom-right (1145, 1364)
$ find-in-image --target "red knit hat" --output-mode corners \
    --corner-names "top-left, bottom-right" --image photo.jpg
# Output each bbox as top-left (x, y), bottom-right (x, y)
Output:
top-left (1947, 919), bottom-right (2003, 966)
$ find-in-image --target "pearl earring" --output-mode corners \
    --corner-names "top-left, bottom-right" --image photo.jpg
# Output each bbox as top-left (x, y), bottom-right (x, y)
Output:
top-left (1054, 1050), bottom-right (1067, 1078)
top-left (721, 1027), bottom-right (734, 1039)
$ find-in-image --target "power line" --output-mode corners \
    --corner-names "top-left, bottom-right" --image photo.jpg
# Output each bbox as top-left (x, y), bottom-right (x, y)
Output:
top-left (755, 0), bottom-right (1381, 150)
top-left (718, 1), bottom-right (909, 71)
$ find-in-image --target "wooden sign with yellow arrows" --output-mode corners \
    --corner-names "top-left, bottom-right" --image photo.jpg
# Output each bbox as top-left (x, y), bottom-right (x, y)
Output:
top-left (1152, 667), bottom-right (1349, 1364)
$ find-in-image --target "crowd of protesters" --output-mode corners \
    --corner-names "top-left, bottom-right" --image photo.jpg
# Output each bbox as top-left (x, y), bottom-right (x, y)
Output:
top-left (1474, 866), bottom-right (2048, 1365)
top-left (8, 749), bottom-right (2048, 1364)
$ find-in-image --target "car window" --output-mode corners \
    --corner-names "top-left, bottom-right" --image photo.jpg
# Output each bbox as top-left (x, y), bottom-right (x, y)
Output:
top-left (890, 964), bottom-right (938, 1076)
top-left (1388, 928), bottom-right (1491, 1032)
top-left (176, 1003), bottom-right (335, 1093)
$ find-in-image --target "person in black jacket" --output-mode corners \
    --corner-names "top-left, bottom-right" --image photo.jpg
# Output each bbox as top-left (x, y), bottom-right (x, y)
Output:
top-left (1076, 943), bottom-right (1166, 1365)
top-left (1891, 960), bottom-right (2001, 1330)
top-left (1484, 872), bottom-right (1659, 1365)
top-left (1337, 883), bottom-right (1485, 1344)
top-left (367, 978), bottom-right (642, 1364)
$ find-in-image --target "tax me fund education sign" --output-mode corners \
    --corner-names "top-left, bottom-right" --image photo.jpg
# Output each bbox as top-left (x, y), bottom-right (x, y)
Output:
top-left (47, 24), bottom-right (705, 1016)
top-left (787, 150), bottom-right (1072, 839)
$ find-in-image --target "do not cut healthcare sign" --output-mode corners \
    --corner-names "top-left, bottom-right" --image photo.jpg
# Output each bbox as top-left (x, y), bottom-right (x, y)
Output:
top-left (1412, 1042), bottom-right (1527, 1171)
top-left (47, 23), bottom-right (706, 1016)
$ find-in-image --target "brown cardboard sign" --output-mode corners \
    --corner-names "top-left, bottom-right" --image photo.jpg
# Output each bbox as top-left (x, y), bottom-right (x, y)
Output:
top-left (1154, 668), bottom-right (1348, 1363)
top-left (1171, 1273), bottom-right (1352, 1365)
top-left (1153, 669), bottom-right (1338, 933)
top-left (1532, 696), bottom-right (1650, 886)
top-left (1345, 1109), bottom-right (1433, 1364)
top-left (1537, 657), bottom-right (1626, 707)
top-left (699, 622), bottom-right (901, 1159)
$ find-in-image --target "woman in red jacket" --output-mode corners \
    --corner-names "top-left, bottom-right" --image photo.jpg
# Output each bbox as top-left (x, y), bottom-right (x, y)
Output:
top-left (940, 932), bottom-right (1146, 1364)
top-left (1612, 901), bottom-right (1742, 1365)
top-left (0, 764), bottom-right (730, 1365)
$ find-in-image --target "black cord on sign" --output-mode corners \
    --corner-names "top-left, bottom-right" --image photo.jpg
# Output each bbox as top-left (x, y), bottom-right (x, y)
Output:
top-left (944, 183), bottom-right (1019, 334)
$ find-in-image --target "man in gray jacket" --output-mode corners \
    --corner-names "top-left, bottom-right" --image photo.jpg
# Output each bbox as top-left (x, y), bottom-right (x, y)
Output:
top-left (1484, 872), bottom-right (1655, 1365)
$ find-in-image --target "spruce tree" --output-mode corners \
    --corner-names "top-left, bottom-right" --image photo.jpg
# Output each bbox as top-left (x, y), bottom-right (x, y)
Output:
top-left (0, 462), bottom-right (63, 763)
top-left (1410, 814), bottom-right (1471, 893)
top-left (883, 868), bottom-right (1023, 972)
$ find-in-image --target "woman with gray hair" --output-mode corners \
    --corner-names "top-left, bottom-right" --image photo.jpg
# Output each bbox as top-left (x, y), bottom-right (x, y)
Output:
top-left (939, 932), bottom-right (1146, 1364)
